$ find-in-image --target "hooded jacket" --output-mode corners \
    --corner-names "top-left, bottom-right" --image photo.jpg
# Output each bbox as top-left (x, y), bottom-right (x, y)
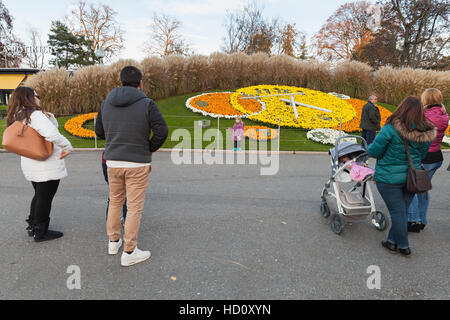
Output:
top-left (424, 105), bottom-right (448, 154)
top-left (367, 120), bottom-right (436, 184)
top-left (95, 86), bottom-right (168, 163)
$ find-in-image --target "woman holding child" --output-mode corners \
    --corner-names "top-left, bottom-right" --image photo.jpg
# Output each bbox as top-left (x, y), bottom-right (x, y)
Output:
top-left (367, 96), bottom-right (436, 256)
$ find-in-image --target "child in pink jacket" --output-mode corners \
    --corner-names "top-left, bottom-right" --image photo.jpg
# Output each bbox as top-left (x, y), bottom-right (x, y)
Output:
top-left (230, 117), bottom-right (245, 151)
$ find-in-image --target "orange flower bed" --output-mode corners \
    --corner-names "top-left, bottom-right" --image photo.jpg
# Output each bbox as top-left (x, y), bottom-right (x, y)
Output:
top-left (244, 126), bottom-right (279, 141)
top-left (333, 98), bottom-right (392, 133)
top-left (446, 125), bottom-right (450, 135)
top-left (64, 113), bottom-right (97, 139)
top-left (237, 96), bottom-right (264, 113)
top-left (187, 92), bottom-right (262, 118)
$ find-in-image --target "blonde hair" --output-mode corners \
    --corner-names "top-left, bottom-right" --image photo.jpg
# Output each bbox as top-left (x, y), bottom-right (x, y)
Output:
top-left (421, 88), bottom-right (443, 107)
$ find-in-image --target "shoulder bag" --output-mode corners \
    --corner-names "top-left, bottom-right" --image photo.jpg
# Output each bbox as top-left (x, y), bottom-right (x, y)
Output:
top-left (403, 138), bottom-right (432, 194)
top-left (2, 121), bottom-right (53, 161)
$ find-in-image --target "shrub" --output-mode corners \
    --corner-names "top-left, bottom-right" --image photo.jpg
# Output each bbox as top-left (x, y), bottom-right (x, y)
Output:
top-left (25, 68), bottom-right (72, 115)
top-left (374, 66), bottom-right (450, 106)
top-left (333, 61), bottom-right (373, 100)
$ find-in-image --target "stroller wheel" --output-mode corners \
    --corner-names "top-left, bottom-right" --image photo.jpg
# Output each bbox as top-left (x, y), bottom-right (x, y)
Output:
top-left (330, 213), bottom-right (344, 235)
top-left (320, 199), bottom-right (330, 218)
top-left (371, 211), bottom-right (387, 231)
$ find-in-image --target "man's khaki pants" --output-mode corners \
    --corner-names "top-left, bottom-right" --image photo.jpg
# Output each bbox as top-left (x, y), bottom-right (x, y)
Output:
top-left (106, 166), bottom-right (151, 252)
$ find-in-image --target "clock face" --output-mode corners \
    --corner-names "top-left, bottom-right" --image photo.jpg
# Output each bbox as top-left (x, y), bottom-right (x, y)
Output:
top-left (186, 85), bottom-right (357, 129)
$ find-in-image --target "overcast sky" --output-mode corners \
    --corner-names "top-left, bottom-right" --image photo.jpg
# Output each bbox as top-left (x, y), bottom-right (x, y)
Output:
top-left (4, 0), bottom-right (362, 65)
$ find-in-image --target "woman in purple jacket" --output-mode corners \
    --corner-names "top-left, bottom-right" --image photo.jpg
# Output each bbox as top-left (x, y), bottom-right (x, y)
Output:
top-left (408, 88), bottom-right (449, 232)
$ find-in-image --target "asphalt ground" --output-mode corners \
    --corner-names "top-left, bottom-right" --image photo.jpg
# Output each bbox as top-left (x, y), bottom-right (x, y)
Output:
top-left (0, 151), bottom-right (449, 300)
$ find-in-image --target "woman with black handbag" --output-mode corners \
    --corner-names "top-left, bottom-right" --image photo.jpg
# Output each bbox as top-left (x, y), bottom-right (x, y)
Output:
top-left (367, 96), bottom-right (436, 256)
top-left (6, 87), bottom-right (72, 242)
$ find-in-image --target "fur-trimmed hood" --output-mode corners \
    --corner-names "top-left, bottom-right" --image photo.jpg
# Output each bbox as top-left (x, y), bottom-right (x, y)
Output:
top-left (392, 119), bottom-right (437, 143)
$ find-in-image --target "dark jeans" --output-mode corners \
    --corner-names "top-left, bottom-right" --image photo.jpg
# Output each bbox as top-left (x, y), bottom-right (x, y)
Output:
top-left (102, 162), bottom-right (127, 221)
top-left (29, 180), bottom-right (60, 225)
top-left (362, 130), bottom-right (376, 146)
top-left (376, 182), bottom-right (414, 249)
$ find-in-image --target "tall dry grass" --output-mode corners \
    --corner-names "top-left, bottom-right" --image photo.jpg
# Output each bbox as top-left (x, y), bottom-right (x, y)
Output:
top-left (374, 66), bottom-right (450, 106)
top-left (26, 68), bottom-right (72, 115)
top-left (23, 53), bottom-right (450, 115)
top-left (333, 61), bottom-right (373, 100)
top-left (141, 57), bottom-right (169, 100)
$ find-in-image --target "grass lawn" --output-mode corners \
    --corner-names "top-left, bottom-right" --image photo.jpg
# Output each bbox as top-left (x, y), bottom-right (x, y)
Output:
top-left (1, 94), bottom-right (448, 151)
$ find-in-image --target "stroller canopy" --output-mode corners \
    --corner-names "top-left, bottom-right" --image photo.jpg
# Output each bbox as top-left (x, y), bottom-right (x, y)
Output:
top-left (329, 142), bottom-right (367, 162)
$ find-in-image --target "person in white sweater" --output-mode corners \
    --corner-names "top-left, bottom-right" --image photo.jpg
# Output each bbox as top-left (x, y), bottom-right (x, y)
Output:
top-left (6, 86), bottom-right (72, 242)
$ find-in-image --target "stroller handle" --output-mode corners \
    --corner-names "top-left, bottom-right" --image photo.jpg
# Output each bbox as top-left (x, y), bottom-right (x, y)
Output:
top-left (334, 135), bottom-right (368, 160)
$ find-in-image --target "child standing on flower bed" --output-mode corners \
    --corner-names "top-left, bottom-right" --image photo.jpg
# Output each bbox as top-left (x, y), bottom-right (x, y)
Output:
top-left (230, 117), bottom-right (245, 151)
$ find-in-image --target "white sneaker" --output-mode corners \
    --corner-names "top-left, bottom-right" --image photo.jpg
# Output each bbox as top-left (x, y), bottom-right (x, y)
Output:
top-left (121, 247), bottom-right (151, 267)
top-left (108, 238), bottom-right (122, 255)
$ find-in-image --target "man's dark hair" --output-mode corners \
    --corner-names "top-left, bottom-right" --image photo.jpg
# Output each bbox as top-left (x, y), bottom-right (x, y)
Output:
top-left (120, 66), bottom-right (142, 88)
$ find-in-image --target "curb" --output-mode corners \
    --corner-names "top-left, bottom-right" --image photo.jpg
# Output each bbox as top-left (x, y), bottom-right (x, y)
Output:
top-left (1, 148), bottom-right (450, 155)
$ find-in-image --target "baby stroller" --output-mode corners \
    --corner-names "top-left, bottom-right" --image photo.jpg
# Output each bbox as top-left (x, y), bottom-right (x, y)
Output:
top-left (320, 135), bottom-right (388, 235)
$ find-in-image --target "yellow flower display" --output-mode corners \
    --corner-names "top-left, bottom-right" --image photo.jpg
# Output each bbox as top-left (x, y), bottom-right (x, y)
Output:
top-left (64, 113), bottom-right (97, 139)
top-left (231, 85), bottom-right (356, 129)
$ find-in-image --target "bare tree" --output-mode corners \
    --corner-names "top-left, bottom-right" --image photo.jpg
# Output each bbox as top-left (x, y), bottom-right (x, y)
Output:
top-left (222, 2), bottom-right (279, 55)
top-left (0, 0), bottom-right (25, 67)
top-left (23, 28), bottom-right (47, 69)
top-left (313, 1), bottom-right (373, 61)
top-left (144, 13), bottom-right (191, 57)
top-left (357, 0), bottom-right (449, 69)
top-left (67, 1), bottom-right (124, 61)
top-left (389, 0), bottom-right (449, 69)
top-left (273, 23), bottom-right (308, 59)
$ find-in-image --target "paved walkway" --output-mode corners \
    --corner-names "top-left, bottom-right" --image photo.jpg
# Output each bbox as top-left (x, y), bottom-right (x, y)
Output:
top-left (0, 151), bottom-right (449, 299)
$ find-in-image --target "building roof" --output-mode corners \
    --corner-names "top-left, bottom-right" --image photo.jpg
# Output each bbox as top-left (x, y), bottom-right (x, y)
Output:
top-left (0, 68), bottom-right (41, 75)
top-left (0, 69), bottom-right (41, 90)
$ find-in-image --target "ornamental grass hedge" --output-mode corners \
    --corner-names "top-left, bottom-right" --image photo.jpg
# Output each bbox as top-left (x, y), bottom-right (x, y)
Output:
top-left (24, 53), bottom-right (450, 116)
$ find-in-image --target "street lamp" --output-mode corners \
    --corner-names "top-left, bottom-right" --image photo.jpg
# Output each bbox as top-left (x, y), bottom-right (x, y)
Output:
top-left (95, 48), bottom-right (106, 64)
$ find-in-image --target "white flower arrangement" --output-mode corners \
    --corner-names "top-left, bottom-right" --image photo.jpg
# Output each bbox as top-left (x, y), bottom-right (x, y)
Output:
top-left (306, 128), bottom-right (357, 145)
top-left (442, 135), bottom-right (450, 146)
top-left (328, 92), bottom-right (351, 100)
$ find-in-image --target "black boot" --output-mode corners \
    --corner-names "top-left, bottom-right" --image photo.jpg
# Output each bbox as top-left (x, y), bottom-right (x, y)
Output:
top-left (33, 219), bottom-right (63, 242)
top-left (26, 218), bottom-right (34, 237)
top-left (407, 222), bottom-right (421, 233)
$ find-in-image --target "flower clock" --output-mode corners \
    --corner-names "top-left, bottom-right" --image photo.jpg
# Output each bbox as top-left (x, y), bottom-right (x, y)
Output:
top-left (188, 85), bottom-right (357, 129)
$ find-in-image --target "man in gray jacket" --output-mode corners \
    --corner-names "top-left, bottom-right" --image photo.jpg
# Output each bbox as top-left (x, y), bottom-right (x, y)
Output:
top-left (359, 95), bottom-right (381, 145)
top-left (95, 66), bottom-right (168, 267)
